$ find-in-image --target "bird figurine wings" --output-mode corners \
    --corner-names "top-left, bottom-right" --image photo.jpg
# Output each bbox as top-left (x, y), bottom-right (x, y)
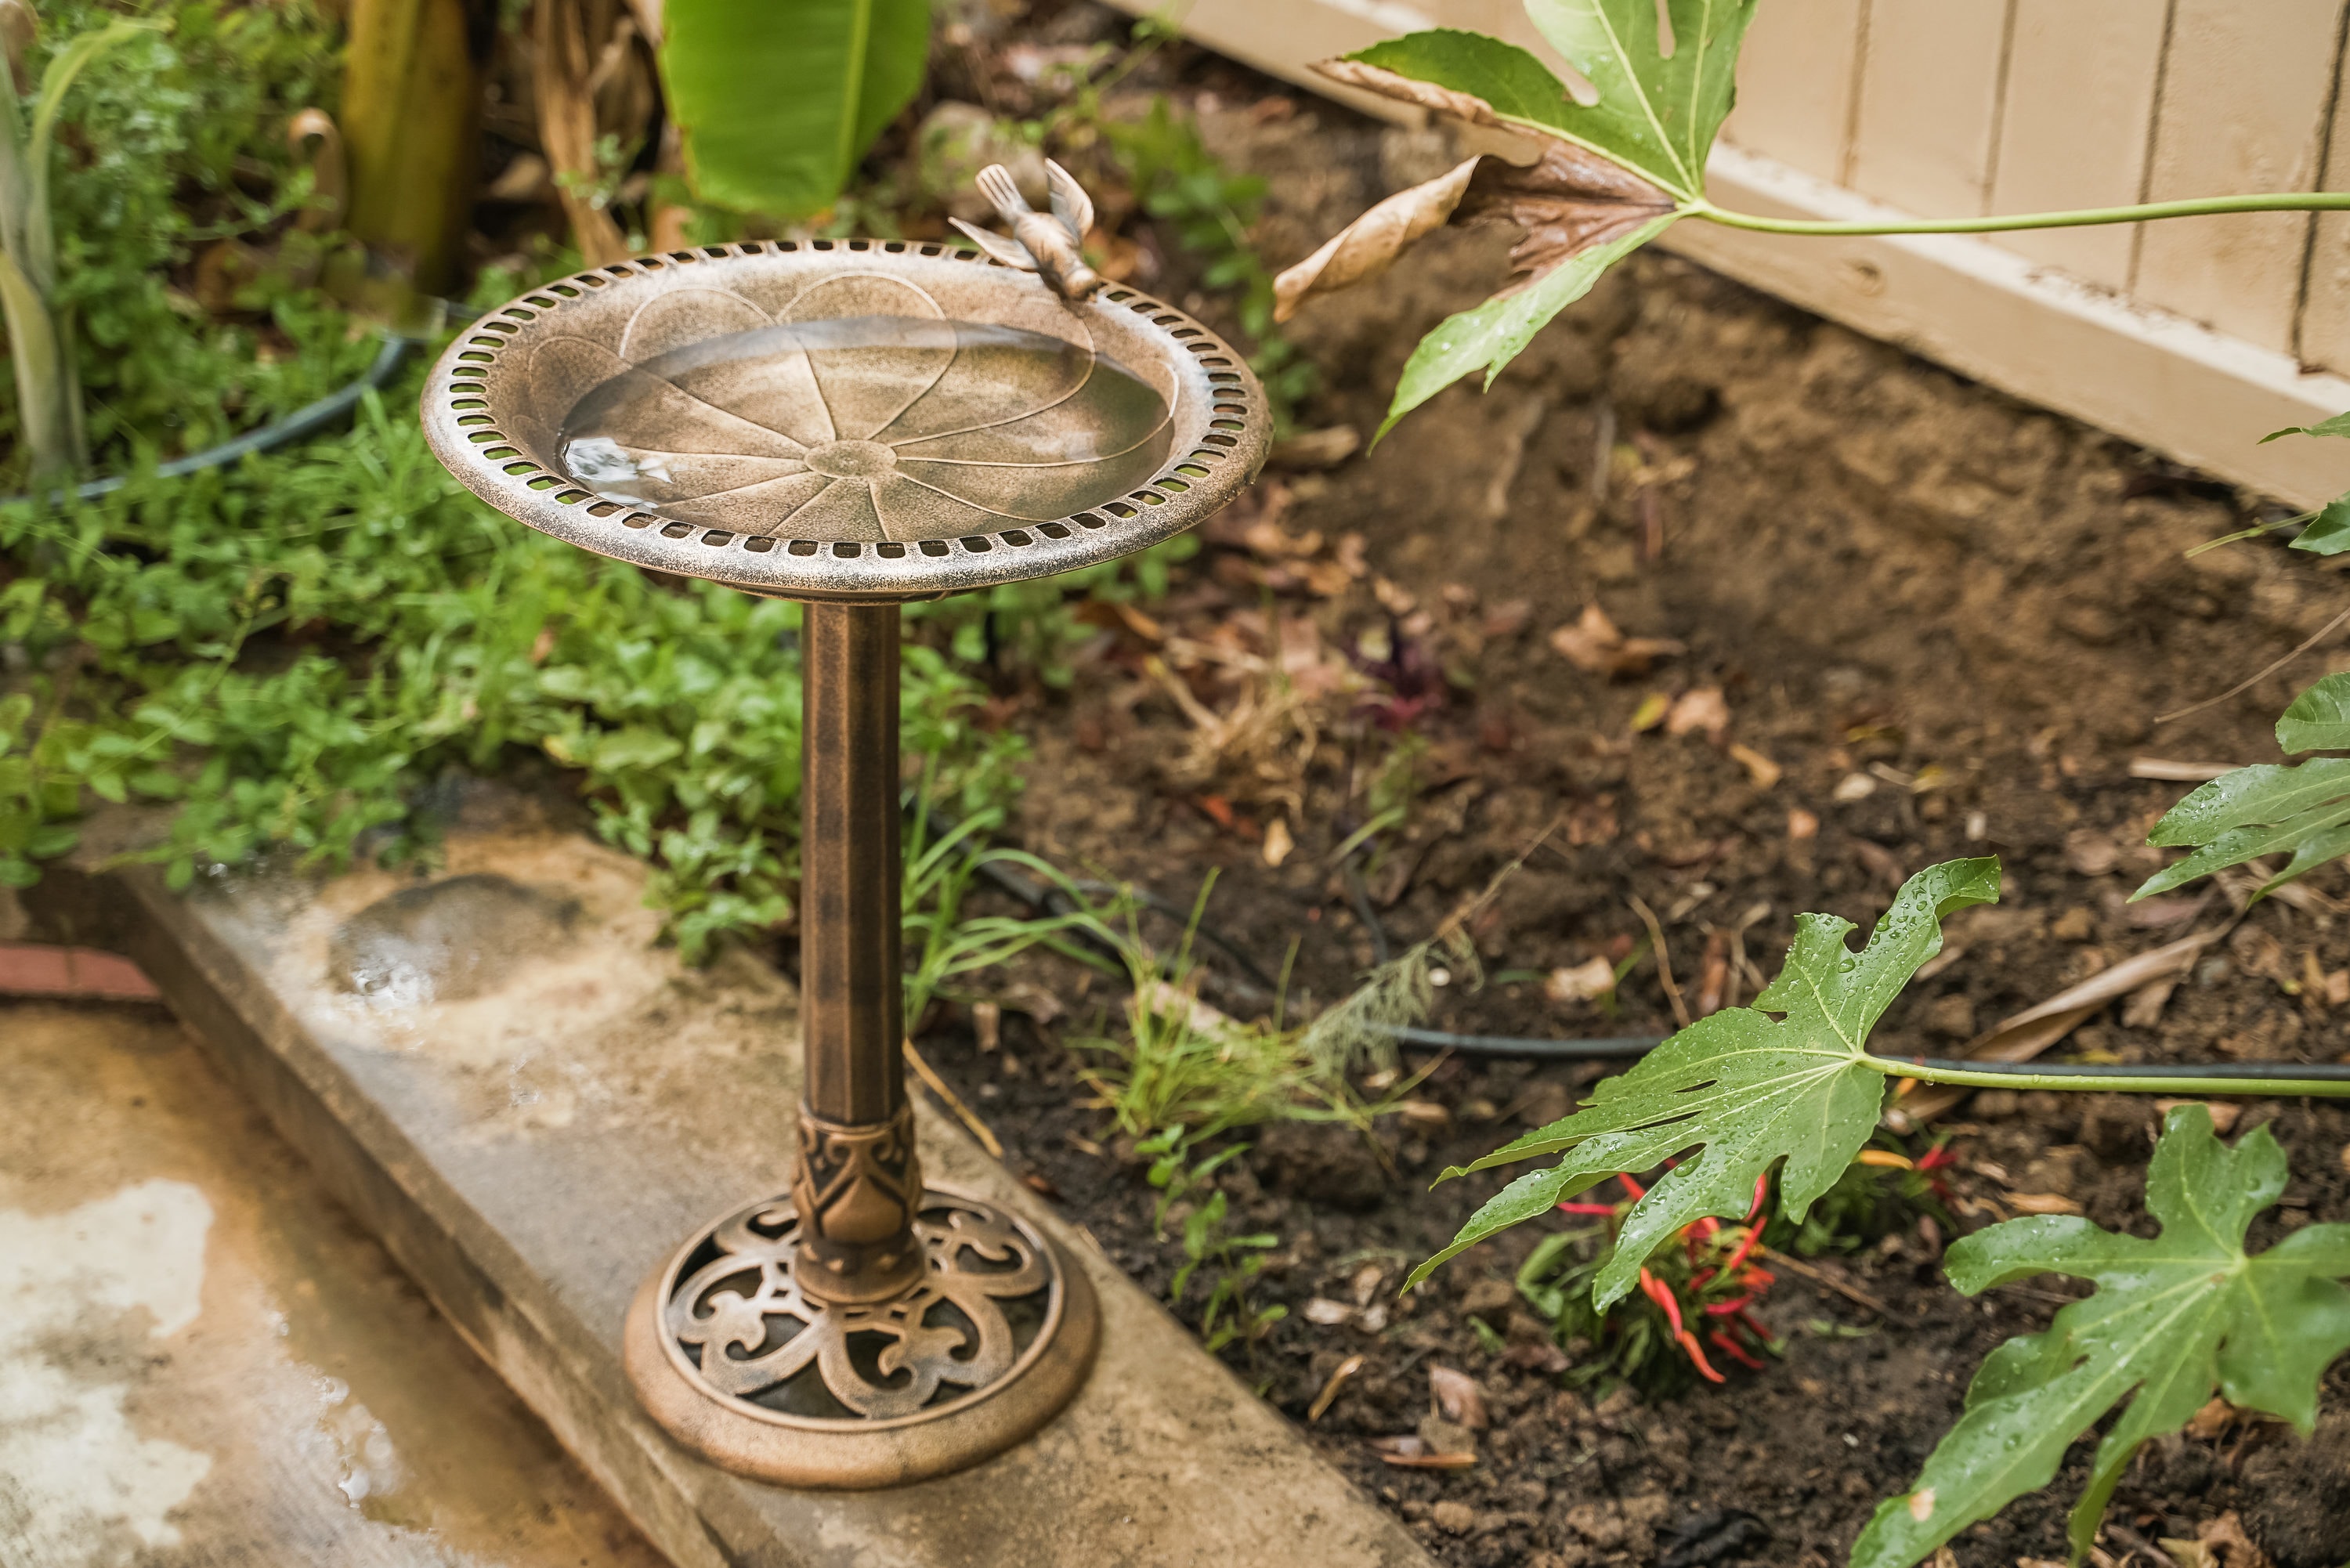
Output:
top-left (949, 159), bottom-right (1104, 302)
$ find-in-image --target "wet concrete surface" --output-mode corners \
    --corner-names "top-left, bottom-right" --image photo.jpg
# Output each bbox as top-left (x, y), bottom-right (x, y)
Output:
top-left (25, 793), bottom-right (1429, 1568)
top-left (0, 999), bottom-right (668, 1568)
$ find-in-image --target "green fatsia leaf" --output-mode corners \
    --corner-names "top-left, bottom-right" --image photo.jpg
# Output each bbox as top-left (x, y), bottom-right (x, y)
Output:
top-left (1348, 4), bottom-right (1755, 200)
top-left (2291, 495), bottom-right (2350, 555)
top-left (1405, 858), bottom-right (1999, 1306)
top-left (1522, 0), bottom-right (1759, 200)
top-left (2256, 408), bottom-right (2350, 553)
top-left (2260, 409), bottom-right (2350, 442)
top-left (1850, 1107), bottom-right (2350, 1568)
top-left (661, 0), bottom-right (931, 216)
top-left (1382, 212), bottom-right (1676, 435)
top-left (2276, 671), bottom-right (2350, 752)
top-left (2131, 755), bottom-right (2350, 900)
top-left (1347, 30), bottom-right (1588, 133)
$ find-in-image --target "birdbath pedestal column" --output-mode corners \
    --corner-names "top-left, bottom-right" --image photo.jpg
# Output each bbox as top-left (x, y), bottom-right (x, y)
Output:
top-left (421, 171), bottom-right (1270, 1488)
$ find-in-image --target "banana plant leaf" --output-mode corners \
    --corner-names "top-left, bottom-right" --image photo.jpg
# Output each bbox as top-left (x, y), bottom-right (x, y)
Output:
top-left (660, 0), bottom-right (930, 218)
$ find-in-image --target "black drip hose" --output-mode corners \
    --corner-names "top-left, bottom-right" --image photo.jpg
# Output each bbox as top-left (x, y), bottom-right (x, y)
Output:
top-left (944, 820), bottom-right (2350, 1086)
top-left (0, 332), bottom-right (419, 509)
top-left (1358, 1027), bottom-right (2350, 1080)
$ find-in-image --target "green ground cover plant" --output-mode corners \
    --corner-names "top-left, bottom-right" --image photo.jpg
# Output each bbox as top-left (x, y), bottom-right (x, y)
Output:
top-left (0, 1), bottom-right (1298, 959)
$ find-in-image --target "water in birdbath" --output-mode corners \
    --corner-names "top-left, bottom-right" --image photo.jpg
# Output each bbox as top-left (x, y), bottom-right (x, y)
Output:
top-left (556, 314), bottom-right (1174, 543)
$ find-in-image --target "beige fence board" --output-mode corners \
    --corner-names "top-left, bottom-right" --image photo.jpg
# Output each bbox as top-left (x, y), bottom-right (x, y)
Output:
top-left (1717, 0), bottom-right (1865, 181)
top-left (2295, 29), bottom-right (2350, 375)
top-left (1990, 0), bottom-right (2169, 289)
top-left (2136, 0), bottom-right (2338, 352)
top-left (1849, 0), bottom-right (2015, 218)
top-left (1103, 0), bottom-right (2350, 508)
top-left (1676, 145), bottom-right (2350, 511)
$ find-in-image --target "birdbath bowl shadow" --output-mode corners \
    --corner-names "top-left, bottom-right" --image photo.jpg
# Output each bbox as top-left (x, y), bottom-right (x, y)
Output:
top-left (421, 229), bottom-right (1268, 1489)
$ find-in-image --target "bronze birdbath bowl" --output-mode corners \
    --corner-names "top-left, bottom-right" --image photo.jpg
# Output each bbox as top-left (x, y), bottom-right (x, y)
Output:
top-left (421, 171), bottom-right (1270, 1489)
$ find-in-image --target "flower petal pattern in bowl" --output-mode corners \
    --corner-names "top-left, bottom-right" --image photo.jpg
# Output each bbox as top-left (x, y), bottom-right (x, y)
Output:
top-left (422, 242), bottom-right (1267, 603)
top-left (557, 315), bottom-right (1174, 544)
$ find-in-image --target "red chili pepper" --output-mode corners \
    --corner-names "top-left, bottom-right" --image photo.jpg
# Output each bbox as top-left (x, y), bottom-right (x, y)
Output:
top-left (1638, 1267), bottom-right (1685, 1334)
top-left (1704, 1295), bottom-right (1754, 1317)
top-left (1709, 1328), bottom-right (1766, 1371)
top-left (1739, 1266), bottom-right (1775, 1288)
top-left (1736, 1307), bottom-right (1775, 1346)
top-left (1744, 1172), bottom-right (1770, 1223)
top-left (1678, 1329), bottom-right (1727, 1382)
top-left (1556, 1201), bottom-right (1619, 1216)
top-left (1618, 1172), bottom-right (1648, 1201)
top-left (1719, 1226), bottom-right (1762, 1277)
top-left (1918, 1144), bottom-right (1960, 1171)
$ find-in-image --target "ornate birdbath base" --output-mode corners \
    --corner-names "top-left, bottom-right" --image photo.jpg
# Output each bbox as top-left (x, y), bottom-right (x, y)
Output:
top-left (423, 171), bottom-right (1266, 1490)
top-left (622, 1184), bottom-right (1100, 1487)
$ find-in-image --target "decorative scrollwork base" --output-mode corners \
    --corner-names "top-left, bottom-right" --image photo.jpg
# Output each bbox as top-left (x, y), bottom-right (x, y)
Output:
top-left (622, 1183), bottom-right (1098, 1488)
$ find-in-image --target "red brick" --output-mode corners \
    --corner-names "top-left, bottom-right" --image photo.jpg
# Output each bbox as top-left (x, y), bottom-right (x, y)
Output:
top-left (0, 943), bottom-right (160, 1001)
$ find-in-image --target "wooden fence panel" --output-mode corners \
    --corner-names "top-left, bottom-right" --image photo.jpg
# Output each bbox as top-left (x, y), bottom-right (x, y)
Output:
top-left (2294, 27), bottom-right (2350, 374)
top-left (2135, 0), bottom-right (2340, 352)
top-left (1103, 0), bottom-right (2350, 506)
top-left (1848, 0), bottom-right (2015, 219)
top-left (1717, 0), bottom-right (1865, 182)
top-left (1989, 0), bottom-right (2170, 290)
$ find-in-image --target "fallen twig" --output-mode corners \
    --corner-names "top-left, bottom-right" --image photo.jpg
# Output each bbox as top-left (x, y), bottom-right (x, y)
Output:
top-left (1628, 894), bottom-right (1692, 1030)
top-left (903, 1039), bottom-right (1004, 1158)
top-left (2156, 600), bottom-right (2350, 724)
top-left (1308, 1353), bottom-right (1367, 1423)
top-left (1897, 928), bottom-right (2225, 1122)
top-left (2128, 758), bottom-right (2242, 782)
top-left (1755, 1245), bottom-right (1893, 1318)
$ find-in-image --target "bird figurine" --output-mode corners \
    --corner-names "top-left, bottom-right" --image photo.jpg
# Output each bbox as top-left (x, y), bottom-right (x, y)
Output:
top-left (950, 160), bottom-right (1104, 302)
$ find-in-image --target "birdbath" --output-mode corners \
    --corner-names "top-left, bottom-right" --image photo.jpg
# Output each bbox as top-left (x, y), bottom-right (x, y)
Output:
top-left (420, 168), bottom-right (1270, 1489)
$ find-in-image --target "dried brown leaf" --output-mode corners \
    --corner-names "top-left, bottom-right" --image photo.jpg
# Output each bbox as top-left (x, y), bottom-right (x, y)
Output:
top-left (1312, 57), bottom-right (1507, 125)
top-left (1549, 603), bottom-right (1685, 677)
top-left (2003, 1192), bottom-right (2084, 1216)
top-left (2196, 1512), bottom-right (2272, 1568)
top-left (1273, 157), bottom-right (1479, 322)
top-left (1728, 742), bottom-right (1782, 789)
top-left (1543, 956), bottom-right (1618, 1006)
top-left (1665, 687), bottom-right (1730, 739)
top-left (1428, 1364), bottom-right (1490, 1429)
top-left (1456, 140), bottom-right (1678, 290)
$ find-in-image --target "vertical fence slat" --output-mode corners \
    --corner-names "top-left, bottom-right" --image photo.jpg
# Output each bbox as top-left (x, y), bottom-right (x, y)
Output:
top-left (1989, 0), bottom-right (2168, 289)
top-left (1848, 0), bottom-right (2013, 217)
top-left (2295, 23), bottom-right (2350, 374)
top-left (2135, 0), bottom-right (2339, 353)
top-left (1717, 0), bottom-right (1866, 181)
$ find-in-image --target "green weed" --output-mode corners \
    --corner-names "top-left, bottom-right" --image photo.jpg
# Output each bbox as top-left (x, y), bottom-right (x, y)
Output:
top-left (1139, 1124), bottom-right (1288, 1355)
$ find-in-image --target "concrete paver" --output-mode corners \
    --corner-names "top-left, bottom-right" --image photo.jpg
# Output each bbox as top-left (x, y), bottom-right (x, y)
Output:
top-left (0, 999), bottom-right (668, 1567)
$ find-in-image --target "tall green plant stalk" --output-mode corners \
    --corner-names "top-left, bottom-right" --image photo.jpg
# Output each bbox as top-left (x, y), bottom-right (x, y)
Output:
top-left (338, 0), bottom-right (490, 307)
top-left (1689, 191), bottom-right (2350, 237)
top-left (0, 18), bottom-right (151, 482)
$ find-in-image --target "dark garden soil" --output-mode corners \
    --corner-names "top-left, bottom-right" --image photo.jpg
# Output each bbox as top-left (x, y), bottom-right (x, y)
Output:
top-left (901, 13), bottom-right (2350, 1568)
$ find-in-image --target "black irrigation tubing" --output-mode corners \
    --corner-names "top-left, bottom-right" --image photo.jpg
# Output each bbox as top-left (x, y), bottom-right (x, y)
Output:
top-left (1360, 1027), bottom-right (2350, 1082)
top-left (0, 302), bottom-right (486, 511)
top-left (1370, 1024), bottom-right (1665, 1059)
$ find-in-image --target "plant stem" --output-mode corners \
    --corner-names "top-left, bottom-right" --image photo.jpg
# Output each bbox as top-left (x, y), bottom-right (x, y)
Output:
top-left (1690, 191), bottom-right (2350, 239)
top-left (1861, 1055), bottom-right (2350, 1099)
